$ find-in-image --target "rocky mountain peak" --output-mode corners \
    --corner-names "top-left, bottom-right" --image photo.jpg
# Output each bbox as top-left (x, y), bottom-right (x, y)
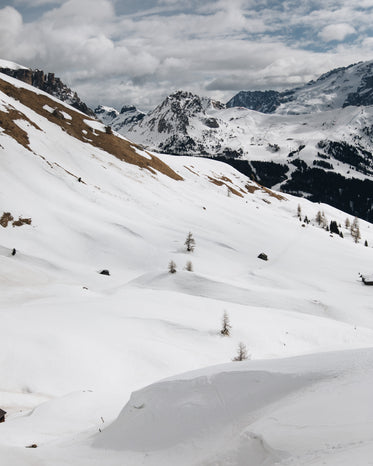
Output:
top-left (0, 64), bottom-right (94, 117)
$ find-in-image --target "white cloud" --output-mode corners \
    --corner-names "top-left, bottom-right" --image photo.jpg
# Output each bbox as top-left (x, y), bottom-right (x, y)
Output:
top-left (13, 0), bottom-right (65, 6)
top-left (0, 0), bottom-right (372, 110)
top-left (318, 23), bottom-right (356, 42)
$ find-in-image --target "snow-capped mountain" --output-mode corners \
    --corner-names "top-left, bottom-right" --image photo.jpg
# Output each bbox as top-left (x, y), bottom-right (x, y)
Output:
top-left (2, 63), bottom-right (373, 466)
top-left (94, 104), bottom-right (145, 131)
top-left (98, 61), bottom-right (373, 221)
top-left (227, 60), bottom-right (373, 114)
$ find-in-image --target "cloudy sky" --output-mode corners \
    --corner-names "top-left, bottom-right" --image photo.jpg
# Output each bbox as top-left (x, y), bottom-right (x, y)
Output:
top-left (1, 0), bottom-right (373, 111)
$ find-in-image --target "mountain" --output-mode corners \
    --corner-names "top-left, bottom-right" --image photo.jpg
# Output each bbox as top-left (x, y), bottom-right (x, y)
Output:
top-left (98, 61), bottom-right (373, 221)
top-left (0, 59), bottom-right (94, 117)
top-left (227, 60), bottom-right (373, 114)
top-left (94, 104), bottom-right (145, 131)
top-left (2, 63), bottom-right (373, 466)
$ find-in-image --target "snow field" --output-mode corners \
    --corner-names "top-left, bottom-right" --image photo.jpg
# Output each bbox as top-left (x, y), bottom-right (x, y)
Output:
top-left (1, 71), bottom-right (373, 464)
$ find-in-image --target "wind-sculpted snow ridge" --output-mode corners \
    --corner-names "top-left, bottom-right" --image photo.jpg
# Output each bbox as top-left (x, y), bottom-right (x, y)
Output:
top-left (94, 349), bottom-right (373, 465)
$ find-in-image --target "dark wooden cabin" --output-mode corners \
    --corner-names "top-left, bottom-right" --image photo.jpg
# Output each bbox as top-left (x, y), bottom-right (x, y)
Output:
top-left (0, 409), bottom-right (6, 423)
top-left (361, 274), bottom-right (373, 285)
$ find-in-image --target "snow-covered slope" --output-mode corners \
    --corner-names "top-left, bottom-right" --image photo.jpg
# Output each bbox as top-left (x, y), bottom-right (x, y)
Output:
top-left (1, 69), bottom-right (373, 465)
top-left (93, 349), bottom-right (373, 465)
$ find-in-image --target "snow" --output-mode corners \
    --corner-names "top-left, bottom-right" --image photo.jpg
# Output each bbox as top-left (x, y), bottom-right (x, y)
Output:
top-left (83, 119), bottom-right (106, 132)
top-left (0, 59), bottom-right (28, 70)
top-left (93, 348), bottom-right (373, 465)
top-left (43, 104), bottom-right (72, 120)
top-left (1, 68), bottom-right (373, 465)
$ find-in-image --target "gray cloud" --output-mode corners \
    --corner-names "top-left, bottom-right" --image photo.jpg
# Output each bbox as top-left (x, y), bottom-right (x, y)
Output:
top-left (1, 0), bottom-right (372, 111)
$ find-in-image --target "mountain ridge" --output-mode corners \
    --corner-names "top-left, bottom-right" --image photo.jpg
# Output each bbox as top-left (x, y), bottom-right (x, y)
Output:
top-left (97, 60), bottom-right (373, 221)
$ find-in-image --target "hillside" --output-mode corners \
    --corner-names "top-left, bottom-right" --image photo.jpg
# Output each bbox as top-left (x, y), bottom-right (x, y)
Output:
top-left (1, 68), bottom-right (373, 465)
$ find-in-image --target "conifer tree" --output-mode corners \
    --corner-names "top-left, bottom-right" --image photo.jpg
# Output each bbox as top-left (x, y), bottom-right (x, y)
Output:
top-left (232, 342), bottom-right (248, 361)
top-left (185, 232), bottom-right (195, 252)
top-left (220, 311), bottom-right (231, 336)
top-left (168, 260), bottom-right (177, 273)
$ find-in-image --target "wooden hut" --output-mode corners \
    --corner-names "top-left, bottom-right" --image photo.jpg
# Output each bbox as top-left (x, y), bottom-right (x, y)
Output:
top-left (361, 274), bottom-right (373, 285)
top-left (0, 409), bottom-right (6, 423)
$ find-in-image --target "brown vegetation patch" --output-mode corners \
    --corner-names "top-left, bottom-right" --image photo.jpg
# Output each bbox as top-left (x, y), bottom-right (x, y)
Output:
top-left (0, 212), bottom-right (14, 227)
top-left (228, 186), bottom-right (244, 198)
top-left (219, 175), bottom-right (233, 183)
top-left (260, 186), bottom-right (286, 201)
top-left (12, 217), bottom-right (32, 227)
top-left (244, 182), bottom-right (286, 200)
top-left (207, 176), bottom-right (243, 197)
top-left (0, 107), bottom-right (41, 151)
top-left (0, 78), bottom-right (182, 181)
top-left (184, 166), bottom-right (199, 176)
top-left (208, 176), bottom-right (224, 187)
top-left (0, 212), bottom-right (31, 227)
top-left (245, 183), bottom-right (260, 194)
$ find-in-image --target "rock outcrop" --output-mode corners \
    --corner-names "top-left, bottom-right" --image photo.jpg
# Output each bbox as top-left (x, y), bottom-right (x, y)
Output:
top-left (0, 66), bottom-right (94, 117)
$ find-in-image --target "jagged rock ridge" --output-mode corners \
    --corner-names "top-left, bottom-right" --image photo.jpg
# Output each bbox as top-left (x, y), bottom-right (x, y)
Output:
top-left (0, 65), bottom-right (94, 117)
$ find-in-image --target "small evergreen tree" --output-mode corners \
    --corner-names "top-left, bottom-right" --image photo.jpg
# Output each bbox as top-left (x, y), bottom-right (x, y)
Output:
top-left (220, 311), bottom-right (231, 336)
top-left (330, 220), bottom-right (340, 235)
top-left (232, 342), bottom-right (248, 361)
top-left (168, 260), bottom-right (177, 274)
top-left (345, 217), bottom-right (350, 229)
top-left (185, 232), bottom-right (195, 252)
top-left (185, 260), bottom-right (193, 272)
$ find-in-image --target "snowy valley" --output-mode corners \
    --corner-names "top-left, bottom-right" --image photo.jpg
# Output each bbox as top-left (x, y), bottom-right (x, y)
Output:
top-left (1, 61), bottom-right (373, 465)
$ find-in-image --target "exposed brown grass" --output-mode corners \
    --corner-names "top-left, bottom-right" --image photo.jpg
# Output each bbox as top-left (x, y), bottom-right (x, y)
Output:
top-left (0, 78), bottom-right (183, 181)
top-left (207, 176), bottom-right (243, 197)
top-left (245, 182), bottom-right (286, 200)
top-left (261, 186), bottom-right (286, 201)
top-left (0, 212), bottom-right (31, 227)
top-left (0, 212), bottom-right (14, 227)
top-left (184, 166), bottom-right (200, 176)
top-left (0, 107), bottom-right (41, 151)
top-left (245, 183), bottom-right (260, 194)
top-left (13, 217), bottom-right (32, 227)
